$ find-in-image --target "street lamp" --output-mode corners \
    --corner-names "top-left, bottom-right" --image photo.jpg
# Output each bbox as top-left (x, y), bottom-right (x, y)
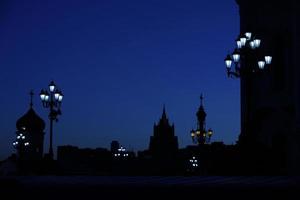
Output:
top-left (190, 128), bottom-right (213, 145)
top-left (190, 95), bottom-right (213, 145)
top-left (189, 156), bottom-right (198, 168)
top-left (187, 156), bottom-right (199, 173)
top-left (39, 81), bottom-right (63, 160)
top-left (224, 32), bottom-right (272, 146)
top-left (114, 146), bottom-right (129, 157)
top-left (224, 32), bottom-right (272, 78)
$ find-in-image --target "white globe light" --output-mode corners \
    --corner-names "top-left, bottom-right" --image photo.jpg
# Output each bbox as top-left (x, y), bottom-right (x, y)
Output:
top-left (254, 39), bottom-right (261, 48)
top-left (49, 81), bottom-right (56, 92)
top-left (233, 53), bottom-right (240, 63)
top-left (265, 56), bottom-right (272, 64)
top-left (245, 32), bottom-right (252, 40)
top-left (258, 61), bottom-right (266, 69)
top-left (250, 41), bottom-right (255, 49)
top-left (54, 91), bottom-right (60, 100)
top-left (236, 40), bottom-right (242, 49)
top-left (240, 37), bottom-right (247, 46)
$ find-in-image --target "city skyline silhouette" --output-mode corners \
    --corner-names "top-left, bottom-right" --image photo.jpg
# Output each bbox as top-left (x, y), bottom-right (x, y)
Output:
top-left (0, 0), bottom-right (240, 160)
top-left (2, 0), bottom-right (300, 198)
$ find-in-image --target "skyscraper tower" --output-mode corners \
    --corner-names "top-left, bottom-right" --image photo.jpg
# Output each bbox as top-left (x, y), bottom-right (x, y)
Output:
top-left (149, 105), bottom-right (178, 159)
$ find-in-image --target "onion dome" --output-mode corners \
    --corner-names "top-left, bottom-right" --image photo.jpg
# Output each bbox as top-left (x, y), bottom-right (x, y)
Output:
top-left (16, 91), bottom-right (45, 132)
top-left (16, 108), bottom-right (45, 132)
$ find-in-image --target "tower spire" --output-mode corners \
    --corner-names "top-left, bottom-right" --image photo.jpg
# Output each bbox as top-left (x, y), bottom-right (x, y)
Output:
top-left (200, 93), bottom-right (204, 106)
top-left (162, 104), bottom-right (167, 119)
top-left (29, 90), bottom-right (34, 108)
top-left (197, 93), bottom-right (206, 132)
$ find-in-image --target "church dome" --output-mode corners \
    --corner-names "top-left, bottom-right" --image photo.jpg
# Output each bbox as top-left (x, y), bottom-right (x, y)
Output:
top-left (16, 108), bottom-right (45, 132)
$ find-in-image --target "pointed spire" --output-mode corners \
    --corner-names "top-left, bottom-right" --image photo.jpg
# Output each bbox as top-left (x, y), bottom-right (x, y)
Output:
top-left (162, 104), bottom-right (167, 119)
top-left (200, 93), bottom-right (204, 106)
top-left (198, 93), bottom-right (206, 113)
top-left (197, 93), bottom-right (207, 131)
top-left (29, 90), bottom-right (34, 108)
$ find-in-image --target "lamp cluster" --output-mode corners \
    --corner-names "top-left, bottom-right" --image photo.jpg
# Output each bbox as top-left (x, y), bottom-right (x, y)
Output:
top-left (40, 81), bottom-right (64, 108)
top-left (114, 146), bottom-right (129, 157)
top-left (224, 32), bottom-right (272, 78)
top-left (190, 128), bottom-right (213, 145)
top-left (189, 156), bottom-right (198, 168)
top-left (13, 128), bottom-right (30, 148)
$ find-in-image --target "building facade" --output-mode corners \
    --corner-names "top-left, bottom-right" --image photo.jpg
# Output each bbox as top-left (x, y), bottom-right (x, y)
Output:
top-left (236, 0), bottom-right (300, 174)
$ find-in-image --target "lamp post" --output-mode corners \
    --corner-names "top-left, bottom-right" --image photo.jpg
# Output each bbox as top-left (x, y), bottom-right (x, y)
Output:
top-left (39, 81), bottom-right (63, 160)
top-left (190, 95), bottom-right (213, 145)
top-left (224, 32), bottom-right (272, 145)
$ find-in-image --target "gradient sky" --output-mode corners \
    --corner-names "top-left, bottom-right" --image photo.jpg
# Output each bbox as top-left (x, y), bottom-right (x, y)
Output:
top-left (0, 0), bottom-right (240, 159)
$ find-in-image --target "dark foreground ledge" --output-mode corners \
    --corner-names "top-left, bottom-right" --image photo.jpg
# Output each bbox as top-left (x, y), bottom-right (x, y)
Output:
top-left (1, 176), bottom-right (299, 199)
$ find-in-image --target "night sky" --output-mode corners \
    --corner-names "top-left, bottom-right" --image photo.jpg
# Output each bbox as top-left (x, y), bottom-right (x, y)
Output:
top-left (0, 0), bottom-right (240, 159)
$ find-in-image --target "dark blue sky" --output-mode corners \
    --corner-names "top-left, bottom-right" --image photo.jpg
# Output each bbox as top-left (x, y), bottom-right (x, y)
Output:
top-left (0, 0), bottom-right (240, 159)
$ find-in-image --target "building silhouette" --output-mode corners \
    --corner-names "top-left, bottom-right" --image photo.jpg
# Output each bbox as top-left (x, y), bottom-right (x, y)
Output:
top-left (110, 140), bottom-right (120, 153)
top-left (149, 105), bottom-right (178, 159)
top-left (13, 91), bottom-right (46, 174)
top-left (143, 106), bottom-right (179, 174)
top-left (236, 0), bottom-right (299, 175)
top-left (15, 92), bottom-right (45, 161)
top-left (57, 144), bottom-right (136, 175)
top-left (57, 145), bottom-right (112, 175)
